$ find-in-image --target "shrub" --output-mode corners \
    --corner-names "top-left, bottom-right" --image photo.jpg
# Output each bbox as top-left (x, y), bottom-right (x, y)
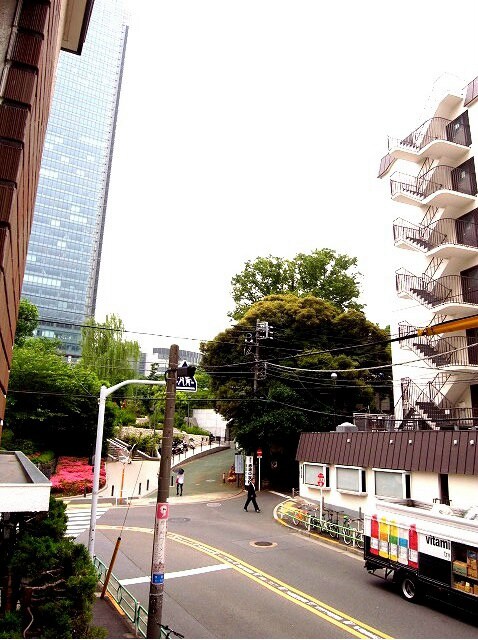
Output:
top-left (50, 457), bottom-right (106, 496)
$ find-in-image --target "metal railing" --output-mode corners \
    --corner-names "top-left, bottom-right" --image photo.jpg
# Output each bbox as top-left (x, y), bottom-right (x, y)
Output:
top-left (93, 556), bottom-right (182, 638)
top-left (353, 411), bottom-right (478, 431)
top-left (388, 116), bottom-right (471, 154)
top-left (391, 165), bottom-right (476, 201)
top-left (393, 217), bottom-right (478, 252)
top-left (277, 502), bottom-right (364, 549)
top-left (396, 271), bottom-right (478, 309)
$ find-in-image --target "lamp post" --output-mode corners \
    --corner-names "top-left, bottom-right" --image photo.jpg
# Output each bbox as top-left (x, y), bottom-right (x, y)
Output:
top-left (331, 372), bottom-right (337, 429)
top-left (88, 379), bottom-right (166, 559)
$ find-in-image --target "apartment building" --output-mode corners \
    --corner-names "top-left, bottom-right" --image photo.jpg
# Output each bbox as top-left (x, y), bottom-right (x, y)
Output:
top-left (295, 76), bottom-right (478, 513)
top-left (378, 74), bottom-right (478, 432)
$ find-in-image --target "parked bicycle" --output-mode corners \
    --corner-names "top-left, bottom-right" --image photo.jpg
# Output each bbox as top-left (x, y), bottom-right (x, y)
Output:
top-left (318, 508), bottom-right (342, 538)
top-left (341, 513), bottom-right (364, 548)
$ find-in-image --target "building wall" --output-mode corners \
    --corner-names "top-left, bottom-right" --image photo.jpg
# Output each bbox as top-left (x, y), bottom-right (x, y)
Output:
top-left (0, 0), bottom-right (68, 432)
top-left (298, 462), bottom-right (478, 517)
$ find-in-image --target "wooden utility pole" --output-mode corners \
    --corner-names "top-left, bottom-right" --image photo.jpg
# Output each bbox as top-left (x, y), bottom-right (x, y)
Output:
top-left (146, 344), bottom-right (179, 638)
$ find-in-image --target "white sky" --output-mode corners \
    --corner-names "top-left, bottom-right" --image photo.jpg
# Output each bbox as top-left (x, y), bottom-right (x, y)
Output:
top-left (95, 0), bottom-right (478, 355)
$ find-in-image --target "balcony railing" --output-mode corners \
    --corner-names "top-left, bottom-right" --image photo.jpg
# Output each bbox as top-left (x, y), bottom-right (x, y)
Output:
top-left (393, 217), bottom-right (478, 252)
top-left (396, 271), bottom-right (478, 308)
top-left (399, 322), bottom-right (478, 368)
top-left (388, 117), bottom-right (471, 154)
top-left (353, 411), bottom-right (477, 431)
top-left (391, 164), bottom-right (477, 201)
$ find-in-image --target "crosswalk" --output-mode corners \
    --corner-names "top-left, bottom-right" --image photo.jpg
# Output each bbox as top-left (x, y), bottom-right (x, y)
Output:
top-left (65, 506), bottom-right (109, 539)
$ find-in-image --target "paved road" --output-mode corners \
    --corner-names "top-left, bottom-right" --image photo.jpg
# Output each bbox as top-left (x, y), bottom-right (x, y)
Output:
top-left (74, 450), bottom-right (478, 639)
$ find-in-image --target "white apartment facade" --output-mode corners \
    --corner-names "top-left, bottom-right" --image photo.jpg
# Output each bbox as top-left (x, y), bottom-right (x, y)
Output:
top-left (379, 74), bottom-right (478, 431)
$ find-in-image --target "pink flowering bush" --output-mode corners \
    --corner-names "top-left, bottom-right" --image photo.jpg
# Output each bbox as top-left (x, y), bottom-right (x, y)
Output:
top-left (50, 456), bottom-right (106, 496)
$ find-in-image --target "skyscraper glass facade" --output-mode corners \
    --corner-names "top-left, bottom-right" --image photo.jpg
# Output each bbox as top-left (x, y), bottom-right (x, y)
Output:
top-left (21, 0), bottom-right (128, 358)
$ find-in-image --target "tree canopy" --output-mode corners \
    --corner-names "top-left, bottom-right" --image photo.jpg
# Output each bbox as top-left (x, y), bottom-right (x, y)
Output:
top-left (229, 248), bottom-right (363, 320)
top-left (80, 314), bottom-right (141, 386)
top-left (14, 298), bottom-right (39, 346)
top-left (3, 338), bottom-right (115, 455)
top-left (201, 294), bottom-right (391, 486)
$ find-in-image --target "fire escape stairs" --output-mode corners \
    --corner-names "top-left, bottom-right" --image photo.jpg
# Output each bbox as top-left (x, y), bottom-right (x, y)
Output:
top-left (411, 341), bottom-right (451, 366)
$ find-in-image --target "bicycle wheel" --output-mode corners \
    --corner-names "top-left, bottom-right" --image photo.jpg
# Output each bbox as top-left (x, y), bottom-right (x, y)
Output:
top-left (342, 524), bottom-right (353, 545)
top-left (354, 529), bottom-right (364, 549)
top-left (328, 522), bottom-right (339, 539)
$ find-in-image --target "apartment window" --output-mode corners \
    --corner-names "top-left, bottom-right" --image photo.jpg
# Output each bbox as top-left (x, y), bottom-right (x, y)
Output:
top-left (374, 469), bottom-right (410, 499)
top-left (302, 463), bottom-right (330, 488)
top-left (336, 466), bottom-right (366, 494)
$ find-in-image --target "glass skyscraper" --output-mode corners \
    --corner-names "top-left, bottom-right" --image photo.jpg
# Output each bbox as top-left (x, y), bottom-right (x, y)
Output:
top-left (21, 0), bottom-right (128, 358)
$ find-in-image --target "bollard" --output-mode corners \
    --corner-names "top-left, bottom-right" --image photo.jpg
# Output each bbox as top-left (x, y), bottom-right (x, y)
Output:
top-left (222, 472), bottom-right (226, 483)
top-left (171, 475), bottom-right (174, 487)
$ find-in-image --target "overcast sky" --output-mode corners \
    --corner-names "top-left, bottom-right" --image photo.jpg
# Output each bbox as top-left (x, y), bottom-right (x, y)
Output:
top-left (95, 0), bottom-right (478, 356)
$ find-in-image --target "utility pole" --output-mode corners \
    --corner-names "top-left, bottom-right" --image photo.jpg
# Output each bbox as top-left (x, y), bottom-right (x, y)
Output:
top-left (245, 320), bottom-right (272, 395)
top-left (147, 344), bottom-right (179, 639)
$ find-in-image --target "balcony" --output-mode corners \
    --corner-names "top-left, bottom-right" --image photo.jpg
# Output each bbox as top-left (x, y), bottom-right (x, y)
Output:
top-left (396, 270), bottom-right (478, 314)
top-left (352, 411), bottom-right (477, 431)
top-left (399, 328), bottom-right (478, 372)
top-left (390, 161), bottom-right (477, 208)
top-left (393, 216), bottom-right (478, 259)
top-left (388, 116), bottom-right (471, 164)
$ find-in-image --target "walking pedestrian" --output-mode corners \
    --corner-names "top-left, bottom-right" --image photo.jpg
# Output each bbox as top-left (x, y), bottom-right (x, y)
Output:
top-left (176, 469), bottom-right (185, 496)
top-left (244, 477), bottom-right (260, 512)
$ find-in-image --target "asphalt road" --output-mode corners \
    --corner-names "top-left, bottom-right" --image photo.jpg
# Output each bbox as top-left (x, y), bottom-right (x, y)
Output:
top-left (78, 450), bottom-right (478, 639)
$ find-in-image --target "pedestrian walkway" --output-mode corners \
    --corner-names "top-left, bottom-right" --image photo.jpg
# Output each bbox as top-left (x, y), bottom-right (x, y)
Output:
top-left (65, 504), bottom-right (110, 539)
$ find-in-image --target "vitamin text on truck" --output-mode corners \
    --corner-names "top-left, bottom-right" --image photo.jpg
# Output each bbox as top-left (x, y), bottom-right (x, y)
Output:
top-left (363, 499), bottom-right (478, 613)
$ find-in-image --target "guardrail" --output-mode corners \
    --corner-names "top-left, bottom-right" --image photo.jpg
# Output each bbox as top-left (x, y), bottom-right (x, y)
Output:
top-left (277, 501), bottom-right (364, 550)
top-left (93, 556), bottom-right (183, 638)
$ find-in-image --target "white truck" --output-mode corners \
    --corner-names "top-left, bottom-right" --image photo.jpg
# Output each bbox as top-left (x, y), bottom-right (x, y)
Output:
top-left (363, 500), bottom-right (478, 613)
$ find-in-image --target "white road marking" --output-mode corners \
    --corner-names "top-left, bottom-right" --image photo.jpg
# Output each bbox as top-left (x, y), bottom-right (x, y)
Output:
top-left (119, 563), bottom-right (231, 585)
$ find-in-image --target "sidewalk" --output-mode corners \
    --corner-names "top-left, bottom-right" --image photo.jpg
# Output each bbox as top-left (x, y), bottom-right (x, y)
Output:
top-left (92, 592), bottom-right (136, 638)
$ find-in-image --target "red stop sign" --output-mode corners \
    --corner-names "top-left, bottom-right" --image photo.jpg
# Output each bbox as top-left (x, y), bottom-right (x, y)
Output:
top-left (317, 472), bottom-right (325, 487)
top-left (257, 449), bottom-right (263, 458)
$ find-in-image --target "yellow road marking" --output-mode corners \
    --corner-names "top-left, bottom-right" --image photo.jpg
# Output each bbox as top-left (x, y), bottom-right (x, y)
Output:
top-left (96, 525), bottom-right (392, 639)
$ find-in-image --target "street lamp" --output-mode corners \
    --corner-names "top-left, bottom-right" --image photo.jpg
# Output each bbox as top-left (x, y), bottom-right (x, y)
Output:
top-left (331, 372), bottom-right (337, 429)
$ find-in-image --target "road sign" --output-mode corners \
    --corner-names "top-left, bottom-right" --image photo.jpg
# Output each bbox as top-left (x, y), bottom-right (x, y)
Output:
top-left (317, 472), bottom-right (325, 487)
top-left (257, 448), bottom-right (262, 458)
top-left (176, 361), bottom-right (197, 392)
top-left (156, 503), bottom-right (169, 520)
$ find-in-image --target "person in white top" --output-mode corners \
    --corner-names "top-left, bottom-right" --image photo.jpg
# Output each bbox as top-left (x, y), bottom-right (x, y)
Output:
top-left (176, 469), bottom-right (185, 496)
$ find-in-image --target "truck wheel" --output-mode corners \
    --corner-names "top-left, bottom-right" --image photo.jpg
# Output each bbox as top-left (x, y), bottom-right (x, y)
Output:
top-left (400, 575), bottom-right (420, 603)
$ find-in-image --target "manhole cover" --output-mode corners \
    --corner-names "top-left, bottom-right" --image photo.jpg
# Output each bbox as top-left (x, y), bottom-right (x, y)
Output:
top-left (169, 517), bottom-right (190, 523)
top-left (250, 540), bottom-right (277, 548)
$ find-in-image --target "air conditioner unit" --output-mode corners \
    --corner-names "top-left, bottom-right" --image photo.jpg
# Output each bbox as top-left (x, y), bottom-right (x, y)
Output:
top-left (431, 502), bottom-right (453, 516)
top-left (464, 506), bottom-right (478, 520)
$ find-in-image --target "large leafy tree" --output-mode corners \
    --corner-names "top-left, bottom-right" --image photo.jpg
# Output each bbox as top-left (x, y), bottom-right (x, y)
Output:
top-left (229, 248), bottom-right (363, 320)
top-left (0, 498), bottom-right (105, 638)
top-left (80, 314), bottom-right (141, 387)
top-left (4, 338), bottom-right (115, 455)
top-left (201, 294), bottom-right (391, 487)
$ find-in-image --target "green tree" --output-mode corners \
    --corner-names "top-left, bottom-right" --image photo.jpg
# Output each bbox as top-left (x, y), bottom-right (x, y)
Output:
top-left (14, 299), bottom-right (39, 346)
top-left (229, 248), bottom-right (363, 320)
top-left (80, 314), bottom-right (141, 387)
top-left (4, 338), bottom-right (115, 455)
top-left (201, 294), bottom-right (391, 487)
top-left (1, 498), bottom-right (105, 638)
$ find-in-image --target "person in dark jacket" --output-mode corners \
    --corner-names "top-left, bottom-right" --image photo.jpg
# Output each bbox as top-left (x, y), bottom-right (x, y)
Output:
top-left (244, 477), bottom-right (260, 512)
